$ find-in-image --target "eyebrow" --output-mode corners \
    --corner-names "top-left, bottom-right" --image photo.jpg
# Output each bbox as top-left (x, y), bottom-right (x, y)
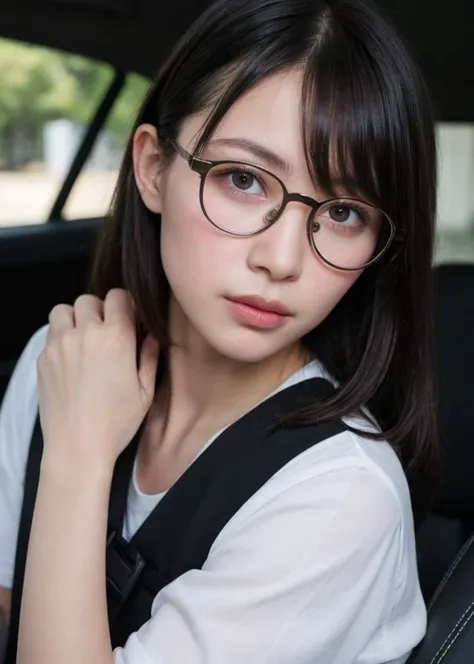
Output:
top-left (206, 138), bottom-right (291, 173)
top-left (205, 137), bottom-right (370, 201)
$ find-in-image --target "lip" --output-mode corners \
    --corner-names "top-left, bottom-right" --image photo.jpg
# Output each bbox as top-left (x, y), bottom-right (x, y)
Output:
top-left (227, 295), bottom-right (292, 316)
top-left (225, 295), bottom-right (292, 330)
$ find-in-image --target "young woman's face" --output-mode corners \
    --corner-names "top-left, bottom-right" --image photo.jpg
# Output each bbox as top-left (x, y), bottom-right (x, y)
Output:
top-left (135, 70), bottom-right (363, 363)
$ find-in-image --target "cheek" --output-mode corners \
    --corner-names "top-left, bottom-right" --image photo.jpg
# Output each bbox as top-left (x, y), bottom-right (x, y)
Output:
top-left (300, 263), bottom-right (361, 329)
top-left (159, 187), bottom-right (235, 296)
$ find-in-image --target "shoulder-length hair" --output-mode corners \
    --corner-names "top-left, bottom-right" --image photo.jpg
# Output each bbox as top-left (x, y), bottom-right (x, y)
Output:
top-left (91, 0), bottom-right (439, 523)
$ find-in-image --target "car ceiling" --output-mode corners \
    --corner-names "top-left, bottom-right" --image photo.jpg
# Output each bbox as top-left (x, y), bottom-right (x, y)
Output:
top-left (0, 0), bottom-right (472, 122)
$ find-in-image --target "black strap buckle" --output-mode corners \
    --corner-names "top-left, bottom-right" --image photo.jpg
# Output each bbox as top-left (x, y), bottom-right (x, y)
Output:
top-left (106, 530), bottom-right (145, 618)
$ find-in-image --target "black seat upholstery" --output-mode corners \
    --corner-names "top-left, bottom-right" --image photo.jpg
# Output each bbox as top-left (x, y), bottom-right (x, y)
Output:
top-left (407, 263), bottom-right (474, 663)
top-left (417, 264), bottom-right (474, 601)
top-left (0, 218), bottom-right (101, 403)
top-left (408, 534), bottom-right (474, 663)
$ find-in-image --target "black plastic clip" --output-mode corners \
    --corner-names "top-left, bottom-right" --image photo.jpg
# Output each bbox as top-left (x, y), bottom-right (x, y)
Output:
top-left (106, 530), bottom-right (145, 620)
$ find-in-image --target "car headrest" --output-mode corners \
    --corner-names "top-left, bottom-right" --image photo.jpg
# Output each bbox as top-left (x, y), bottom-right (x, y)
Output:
top-left (433, 263), bottom-right (474, 519)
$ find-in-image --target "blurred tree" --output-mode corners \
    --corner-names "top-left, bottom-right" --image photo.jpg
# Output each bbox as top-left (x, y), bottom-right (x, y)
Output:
top-left (0, 39), bottom-right (149, 168)
top-left (105, 74), bottom-right (149, 139)
top-left (0, 40), bottom-right (79, 129)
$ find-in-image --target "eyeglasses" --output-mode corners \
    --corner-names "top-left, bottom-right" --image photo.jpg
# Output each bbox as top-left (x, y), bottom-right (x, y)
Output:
top-left (169, 139), bottom-right (400, 271)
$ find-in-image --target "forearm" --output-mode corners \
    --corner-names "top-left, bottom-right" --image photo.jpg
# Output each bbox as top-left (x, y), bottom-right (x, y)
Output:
top-left (17, 453), bottom-right (115, 664)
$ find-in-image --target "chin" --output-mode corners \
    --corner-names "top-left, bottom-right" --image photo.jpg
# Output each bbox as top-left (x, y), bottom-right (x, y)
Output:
top-left (203, 328), bottom-right (291, 364)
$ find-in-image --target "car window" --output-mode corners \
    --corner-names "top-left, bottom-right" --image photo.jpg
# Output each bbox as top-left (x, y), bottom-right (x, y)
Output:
top-left (436, 123), bottom-right (474, 264)
top-left (62, 72), bottom-right (149, 221)
top-left (0, 38), bottom-right (148, 226)
top-left (0, 38), bottom-right (472, 265)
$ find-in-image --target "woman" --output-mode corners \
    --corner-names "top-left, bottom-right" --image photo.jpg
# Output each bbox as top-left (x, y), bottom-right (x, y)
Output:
top-left (0, 0), bottom-right (438, 662)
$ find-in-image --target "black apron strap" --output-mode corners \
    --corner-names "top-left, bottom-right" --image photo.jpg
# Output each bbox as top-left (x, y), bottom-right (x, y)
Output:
top-left (132, 377), bottom-right (341, 573)
top-left (105, 430), bottom-right (142, 624)
top-left (109, 377), bottom-right (346, 646)
top-left (5, 416), bottom-right (44, 664)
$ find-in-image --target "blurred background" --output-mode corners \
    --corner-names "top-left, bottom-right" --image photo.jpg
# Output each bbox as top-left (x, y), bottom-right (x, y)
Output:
top-left (1, 36), bottom-right (474, 263)
top-left (0, 38), bottom-right (148, 225)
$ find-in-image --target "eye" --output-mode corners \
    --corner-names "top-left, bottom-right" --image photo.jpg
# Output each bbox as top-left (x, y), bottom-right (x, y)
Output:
top-left (327, 205), bottom-right (362, 225)
top-left (227, 170), bottom-right (264, 194)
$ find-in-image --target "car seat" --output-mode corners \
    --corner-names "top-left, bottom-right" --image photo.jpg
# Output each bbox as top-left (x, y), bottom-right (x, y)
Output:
top-left (408, 263), bottom-right (474, 663)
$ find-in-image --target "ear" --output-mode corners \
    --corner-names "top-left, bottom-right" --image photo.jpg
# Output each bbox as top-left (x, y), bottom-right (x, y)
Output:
top-left (132, 124), bottom-right (163, 214)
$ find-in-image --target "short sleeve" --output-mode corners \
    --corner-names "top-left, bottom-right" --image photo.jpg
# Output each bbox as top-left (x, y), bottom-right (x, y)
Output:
top-left (0, 326), bottom-right (47, 588)
top-left (114, 465), bottom-right (410, 664)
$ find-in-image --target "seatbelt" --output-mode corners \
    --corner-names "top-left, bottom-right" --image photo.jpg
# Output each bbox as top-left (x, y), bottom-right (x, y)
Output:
top-left (6, 377), bottom-right (346, 659)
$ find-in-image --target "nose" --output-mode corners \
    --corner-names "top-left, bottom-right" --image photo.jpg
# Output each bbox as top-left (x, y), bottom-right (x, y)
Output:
top-left (246, 203), bottom-right (309, 282)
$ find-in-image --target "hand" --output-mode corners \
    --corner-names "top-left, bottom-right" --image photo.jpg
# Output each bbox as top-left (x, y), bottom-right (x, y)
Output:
top-left (37, 289), bottom-right (159, 470)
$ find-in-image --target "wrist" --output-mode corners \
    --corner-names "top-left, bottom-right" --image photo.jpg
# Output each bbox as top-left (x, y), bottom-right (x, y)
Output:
top-left (40, 445), bottom-right (114, 488)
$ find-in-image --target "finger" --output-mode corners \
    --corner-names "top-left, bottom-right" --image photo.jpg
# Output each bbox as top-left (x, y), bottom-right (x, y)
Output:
top-left (48, 304), bottom-right (75, 341)
top-left (74, 294), bottom-right (104, 328)
top-left (138, 334), bottom-right (159, 400)
top-left (103, 289), bottom-right (134, 328)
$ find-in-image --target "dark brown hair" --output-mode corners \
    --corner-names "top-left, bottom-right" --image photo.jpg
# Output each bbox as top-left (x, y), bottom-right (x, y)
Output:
top-left (90, 0), bottom-right (439, 523)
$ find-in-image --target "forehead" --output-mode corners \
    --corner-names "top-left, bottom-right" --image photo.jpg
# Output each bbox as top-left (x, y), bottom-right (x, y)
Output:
top-left (184, 69), bottom-right (306, 162)
top-left (216, 70), bottom-right (303, 133)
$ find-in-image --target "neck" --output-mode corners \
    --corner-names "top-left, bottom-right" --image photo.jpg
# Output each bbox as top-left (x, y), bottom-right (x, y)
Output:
top-left (146, 306), bottom-right (308, 455)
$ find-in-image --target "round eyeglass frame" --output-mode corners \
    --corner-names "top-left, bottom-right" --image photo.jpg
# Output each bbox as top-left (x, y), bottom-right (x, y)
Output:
top-left (169, 138), bottom-right (404, 272)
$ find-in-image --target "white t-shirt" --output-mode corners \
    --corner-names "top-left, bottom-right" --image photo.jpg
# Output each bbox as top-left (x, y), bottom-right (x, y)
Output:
top-left (0, 326), bottom-right (426, 664)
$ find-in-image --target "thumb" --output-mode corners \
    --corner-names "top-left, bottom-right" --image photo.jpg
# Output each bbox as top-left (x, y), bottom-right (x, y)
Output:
top-left (138, 334), bottom-right (160, 402)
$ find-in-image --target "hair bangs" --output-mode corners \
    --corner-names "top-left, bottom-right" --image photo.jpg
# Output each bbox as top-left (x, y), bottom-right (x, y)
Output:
top-left (300, 26), bottom-right (403, 212)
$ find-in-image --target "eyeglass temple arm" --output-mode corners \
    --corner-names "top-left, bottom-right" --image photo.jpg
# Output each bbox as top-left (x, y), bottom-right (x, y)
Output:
top-left (170, 139), bottom-right (192, 162)
top-left (169, 138), bottom-right (212, 176)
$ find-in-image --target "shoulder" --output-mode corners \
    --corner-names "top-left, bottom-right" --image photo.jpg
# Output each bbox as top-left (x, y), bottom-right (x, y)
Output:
top-left (208, 424), bottom-right (420, 616)
top-left (204, 429), bottom-right (412, 626)
top-left (0, 326), bottom-right (48, 587)
top-left (282, 360), bottom-right (414, 534)
top-left (2, 324), bottom-right (48, 421)
top-left (216, 425), bottom-right (406, 547)
top-left (213, 419), bottom-right (417, 580)
top-left (232, 419), bottom-right (408, 521)
top-left (285, 359), bottom-right (410, 507)
top-left (0, 325), bottom-right (48, 478)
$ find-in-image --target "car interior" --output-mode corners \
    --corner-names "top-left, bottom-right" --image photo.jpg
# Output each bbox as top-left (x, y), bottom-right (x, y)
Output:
top-left (1, 1), bottom-right (474, 662)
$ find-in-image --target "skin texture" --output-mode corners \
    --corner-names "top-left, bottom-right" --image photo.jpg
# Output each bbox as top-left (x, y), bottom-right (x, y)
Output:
top-left (136, 70), bottom-right (360, 368)
top-left (16, 70), bottom-right (366, 664)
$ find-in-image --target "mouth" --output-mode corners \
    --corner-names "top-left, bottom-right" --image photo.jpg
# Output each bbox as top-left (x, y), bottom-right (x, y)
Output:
top-left (228, 294), bottom-right (292, 316)
top-left (225, 295), bottom-right (292, 329)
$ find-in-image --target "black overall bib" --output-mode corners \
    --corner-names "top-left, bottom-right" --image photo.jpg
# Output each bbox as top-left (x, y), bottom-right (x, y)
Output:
top-left (5, 377), bottom-right (346, 662)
